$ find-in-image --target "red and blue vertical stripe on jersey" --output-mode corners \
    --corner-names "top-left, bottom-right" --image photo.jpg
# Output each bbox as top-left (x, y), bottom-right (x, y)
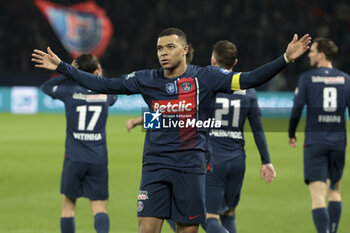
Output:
top-left (151, 77), bottom-right (198, 149)
top-left (177, 77), bottom-right (197, 150)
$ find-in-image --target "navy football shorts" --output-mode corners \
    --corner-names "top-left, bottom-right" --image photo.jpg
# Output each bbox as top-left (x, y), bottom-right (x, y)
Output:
top-left (304, 144), bottom-right (345, 186)
top-left (137, 168), bottom-right (205, 225)
top-left (60, 158), bottom-right (109, 200)
top-left (205, 153), bottom-right (245, 214)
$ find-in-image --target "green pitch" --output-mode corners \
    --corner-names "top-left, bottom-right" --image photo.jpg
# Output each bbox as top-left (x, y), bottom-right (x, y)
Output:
top-left (0, 114), bottom-right (349, 233)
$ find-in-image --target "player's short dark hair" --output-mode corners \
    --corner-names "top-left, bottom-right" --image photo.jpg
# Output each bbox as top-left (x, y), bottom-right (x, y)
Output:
top-left (313, 37), bottom-right (338, 62)
top-left (212, 40), bottom-right (238, 70)
top-left (75, 53), bottom-right (100, 73)
top-left (159, 28), bottom-right (188, 45)
top-left (186, 44), bottom-right (194, 64)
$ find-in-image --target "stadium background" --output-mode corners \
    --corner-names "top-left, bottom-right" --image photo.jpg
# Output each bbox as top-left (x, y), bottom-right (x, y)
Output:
top-left (0, 0), bottom-right (349, 232)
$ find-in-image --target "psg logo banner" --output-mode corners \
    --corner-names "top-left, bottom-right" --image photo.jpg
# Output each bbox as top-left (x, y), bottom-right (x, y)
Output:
top-left (34, 0), bottom-right (113, 58)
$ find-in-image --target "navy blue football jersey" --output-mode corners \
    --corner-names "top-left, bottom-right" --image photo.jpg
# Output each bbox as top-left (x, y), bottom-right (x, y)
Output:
top-left (209, 89), bottom-right (270, 164)
top-left (290, 67), bottom-right (350, 148)
top-left (41, 75), bottom-right (117, 164)
top-left (56, 55), bottom-right (288, 173)
top-left (122, 65), bottom-right (234, 174)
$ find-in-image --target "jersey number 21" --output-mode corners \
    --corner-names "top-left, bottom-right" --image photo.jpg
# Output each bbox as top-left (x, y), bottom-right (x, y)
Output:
top-left (215, 98), bottom-right (241, 127)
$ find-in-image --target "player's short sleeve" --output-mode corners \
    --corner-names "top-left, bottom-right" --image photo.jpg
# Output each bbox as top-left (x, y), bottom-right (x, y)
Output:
top-left (293, 74), bottom-right (307, 106)
top-left (203, 66), bottom-right (237, 93)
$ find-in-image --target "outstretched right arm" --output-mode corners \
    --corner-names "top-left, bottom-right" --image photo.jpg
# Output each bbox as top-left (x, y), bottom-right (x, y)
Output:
top-left (32, 47), bottom-right (138, 95)
top-left (56, 61), bottom-right (132, 94)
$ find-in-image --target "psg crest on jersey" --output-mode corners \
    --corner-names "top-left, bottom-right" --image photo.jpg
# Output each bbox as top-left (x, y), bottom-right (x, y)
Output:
top-left (34, 0), bottom-right (113, 58)
top-left (166, 83), bottom-right (175, 94)
top-left (181, 82), bottom-right (192, 92)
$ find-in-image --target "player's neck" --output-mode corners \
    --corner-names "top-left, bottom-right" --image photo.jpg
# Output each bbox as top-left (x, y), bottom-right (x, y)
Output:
top-left (164, 62), bottom-right (187, 78)
top-left (317, 60), bottom-right (333, 69)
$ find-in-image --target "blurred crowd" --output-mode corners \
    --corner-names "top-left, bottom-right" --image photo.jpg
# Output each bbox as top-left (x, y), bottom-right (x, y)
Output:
top-left (1, 0), bottom-right (350, 90)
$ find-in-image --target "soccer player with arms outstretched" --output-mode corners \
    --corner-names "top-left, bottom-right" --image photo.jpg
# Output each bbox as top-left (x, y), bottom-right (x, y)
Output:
top-left (125, 43), bottom-right (195, 232)
top-left (41, 54), bottom-right (117, 233)
top-left (288, 38), bottom-right (350, 233)
top-left (204, 40), bottom-right (275, 233)
top-left (127, 41), bottom-right (275, 233)
top-left (33, 28), bottom-right (310, 233)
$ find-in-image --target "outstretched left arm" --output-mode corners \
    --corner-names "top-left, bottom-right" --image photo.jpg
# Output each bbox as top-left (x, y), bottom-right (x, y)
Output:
top-left (231, 34), bottom-right (311, 90)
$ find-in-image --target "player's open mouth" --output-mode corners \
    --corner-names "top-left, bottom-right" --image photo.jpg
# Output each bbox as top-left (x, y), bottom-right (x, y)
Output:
top-left (161, 59), bottom-right (169, 64)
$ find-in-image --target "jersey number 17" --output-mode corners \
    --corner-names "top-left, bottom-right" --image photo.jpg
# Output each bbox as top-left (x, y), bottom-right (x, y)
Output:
top-left (76, 105), bottom-right (102, 131)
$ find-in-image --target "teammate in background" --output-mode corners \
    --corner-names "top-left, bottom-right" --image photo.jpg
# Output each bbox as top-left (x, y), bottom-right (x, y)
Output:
top-left (33, 28), bottom-right (310, 233)
top-left (204, 40), bottom-right (275, 233)
top-left (41, 54), bottom-right (117, 233)
top-left (288, 38), bottom-right (350, 233)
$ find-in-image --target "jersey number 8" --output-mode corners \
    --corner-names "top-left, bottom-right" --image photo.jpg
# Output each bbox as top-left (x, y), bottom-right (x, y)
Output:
top-left (323, 87), bottom-right (337, 112)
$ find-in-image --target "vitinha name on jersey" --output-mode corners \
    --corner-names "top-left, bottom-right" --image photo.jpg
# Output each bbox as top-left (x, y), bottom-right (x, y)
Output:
top-left (73, 132), bottom-right (102, 141)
